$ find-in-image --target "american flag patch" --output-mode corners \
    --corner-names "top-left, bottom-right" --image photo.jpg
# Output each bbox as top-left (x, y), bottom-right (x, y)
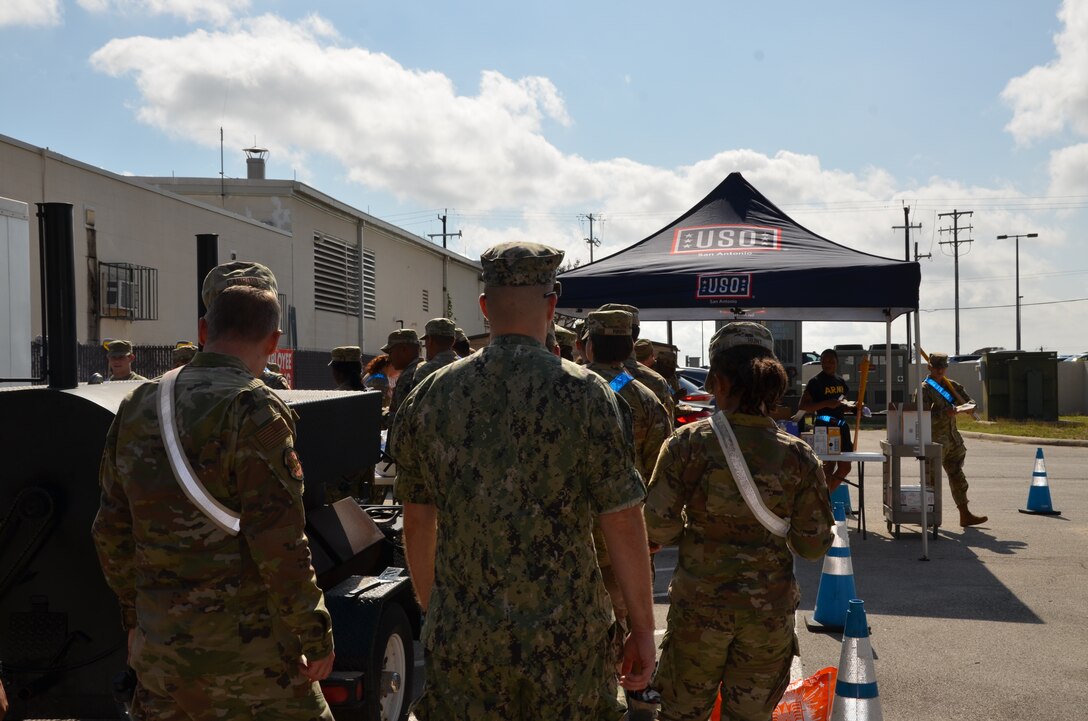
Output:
top-left (256, 415), bottom-right (292, 450)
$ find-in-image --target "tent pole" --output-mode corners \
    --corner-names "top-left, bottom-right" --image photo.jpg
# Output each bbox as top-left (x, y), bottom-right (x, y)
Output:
top-left (886, 318), bottom-right (892, 410)
top-left (915, 308), bottom-right (929, 561)
top-left (667, 320), bottom-right (673, 348)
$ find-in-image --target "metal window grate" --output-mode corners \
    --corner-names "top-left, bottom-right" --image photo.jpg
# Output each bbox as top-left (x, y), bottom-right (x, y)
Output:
top-left (362, 248), bottom-right (377, 320)
top-left (99, 262), bottom-right (158, 321)
top-left (422, 289), bottom-right (429, 313)
top-left (314, 233), bottom-right (360, 316)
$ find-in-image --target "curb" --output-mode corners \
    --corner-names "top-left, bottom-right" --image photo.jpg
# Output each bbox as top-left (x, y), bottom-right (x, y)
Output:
top-left (960, 431), bottom-right (1088, 448)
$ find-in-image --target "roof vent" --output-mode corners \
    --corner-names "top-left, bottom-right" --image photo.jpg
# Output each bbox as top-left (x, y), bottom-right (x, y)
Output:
top-left (244, 147), bottom-right (268, 180)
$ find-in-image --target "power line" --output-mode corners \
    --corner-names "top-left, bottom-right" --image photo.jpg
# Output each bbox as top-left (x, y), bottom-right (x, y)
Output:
top-left (921, 296), bottom-right (1088, 312)
top-left (937, 209), bottom-right (973, 354)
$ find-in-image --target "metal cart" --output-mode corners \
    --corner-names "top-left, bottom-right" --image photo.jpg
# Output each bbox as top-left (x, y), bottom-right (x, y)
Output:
top-left (880, 440), bottom-right (943, 539)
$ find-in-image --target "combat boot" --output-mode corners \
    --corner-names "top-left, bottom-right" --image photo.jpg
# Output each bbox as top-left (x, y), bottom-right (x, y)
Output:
top-left (958, 504), bottom-right (988, 527)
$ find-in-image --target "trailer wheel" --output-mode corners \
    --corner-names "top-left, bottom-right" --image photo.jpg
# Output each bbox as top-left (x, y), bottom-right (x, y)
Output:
top-left (366, 603), bottom-right (413, 721)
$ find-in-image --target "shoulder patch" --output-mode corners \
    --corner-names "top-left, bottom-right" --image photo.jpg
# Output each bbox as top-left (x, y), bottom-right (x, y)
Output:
top-left (283, 447), bottom-right (305, 481)
top-left (256, 413), bottom-right (292, 451)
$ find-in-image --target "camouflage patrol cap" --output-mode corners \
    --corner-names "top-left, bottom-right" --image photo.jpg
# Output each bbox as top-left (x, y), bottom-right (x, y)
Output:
top-left (573, 318), bottom-right (587, 342)
top-left (708, 321), bottom-right (774, 358)
top-left (382, 328), bottom-right (420, 353)
top-left (422, 317), bottom-right (457, 339)
top-left (267, 362), bottom-right (281, 373)
top-left (634, 339), bottom-right (655, 360)
top-left (201, 261), bottom-right (278, 309)
top-left (454, 327), bottom-right (468, 343)
top-left (597, 303), bottom-right (640, 326)
top-left (928, 352), bottom-right (950, 368)
top-left (480, 242), bottom-right (564, 287)
top-left (657, 347), bottom-right (678, 362)
top-left (329, 345), bottom-right (362, 364)
top-left (586, 309), bottom-right (633, 337)
top-left (172, 342), bottom-right (197, 364)
top-left (554, 324), bottom-right (577, 349)
top-left (105, 339), bottom-right (134, 357)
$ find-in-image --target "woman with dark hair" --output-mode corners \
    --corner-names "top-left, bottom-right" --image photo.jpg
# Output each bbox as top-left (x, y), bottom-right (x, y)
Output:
top-left (645, 322), bottom-right (833, 721)
top-left (362, 353), bottom-right (393, 407)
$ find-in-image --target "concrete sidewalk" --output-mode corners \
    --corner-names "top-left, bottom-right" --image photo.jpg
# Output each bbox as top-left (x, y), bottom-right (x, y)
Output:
top-left (794, 430), bottom-right (1087, 720)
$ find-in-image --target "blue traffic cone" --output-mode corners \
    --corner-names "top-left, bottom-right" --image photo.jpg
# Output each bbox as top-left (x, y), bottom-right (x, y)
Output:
top-left (830, 599), bottom-right (884, 721)
top-left (1019, 447), bottom-right (1061, 516)
top-left (808, 503), bottom-right (857, 631)
top-left (830, 482), bottom-right (853, 516)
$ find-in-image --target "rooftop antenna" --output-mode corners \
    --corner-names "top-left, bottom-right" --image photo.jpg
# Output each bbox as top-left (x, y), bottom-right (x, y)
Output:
top-left (219, 127), bottom-right (225, 204)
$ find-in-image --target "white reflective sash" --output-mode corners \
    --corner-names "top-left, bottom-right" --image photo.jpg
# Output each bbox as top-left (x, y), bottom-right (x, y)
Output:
top-left (709, 411), bottom-right (790, 538)
top-left (157, 367), bottom-right (242, 536)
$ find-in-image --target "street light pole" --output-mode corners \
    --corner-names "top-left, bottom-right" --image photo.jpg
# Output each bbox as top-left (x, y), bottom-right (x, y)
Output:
top-left (996, 233), bottom-right (1037, 350)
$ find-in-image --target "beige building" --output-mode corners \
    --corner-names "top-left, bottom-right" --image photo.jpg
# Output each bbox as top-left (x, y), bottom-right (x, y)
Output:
top-left (0, 133), bottom-right (484, 355)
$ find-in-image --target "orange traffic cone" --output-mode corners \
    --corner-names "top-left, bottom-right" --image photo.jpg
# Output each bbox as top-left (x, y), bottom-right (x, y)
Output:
top-left (1019, 447), bottom-right (1060, 516)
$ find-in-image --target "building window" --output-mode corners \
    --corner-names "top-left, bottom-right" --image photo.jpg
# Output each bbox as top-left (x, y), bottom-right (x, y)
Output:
top-left (99, 262), bottom-right (158, 321)
top-left (422, 289), bottom-right (429, 313)
top-left (314, 232), bottom-right (360, 315)
top-left (362, 248), bottom-right (377, 320)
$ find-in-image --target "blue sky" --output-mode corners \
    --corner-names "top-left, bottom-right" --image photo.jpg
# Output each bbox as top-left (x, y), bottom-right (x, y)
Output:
top-left (3, 0), bottom-right (1087, 360)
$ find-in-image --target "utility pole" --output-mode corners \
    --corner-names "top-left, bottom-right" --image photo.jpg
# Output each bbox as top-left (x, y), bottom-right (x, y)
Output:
top-left (580, 213), bottom-right (601, 262)
top-left (893, 206), bottom-right (923, 381)
top-left (937, 209), bottom-right (973, 354)
top-left (427, 209), bottom-right (463, 319)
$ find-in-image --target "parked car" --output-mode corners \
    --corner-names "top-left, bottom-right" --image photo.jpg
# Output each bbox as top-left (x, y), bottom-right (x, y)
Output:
top-left (1065, 352), bottom-right (1088, 362)
top-left (674, 374), bottom-right (715, 425)
top-left (677, 366), bottom-right (709, 389)
top-left (948, 354), bottom-right (982, 363)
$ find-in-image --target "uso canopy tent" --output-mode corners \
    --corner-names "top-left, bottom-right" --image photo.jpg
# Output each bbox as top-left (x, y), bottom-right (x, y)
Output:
top-left (556, 172), bottom-right (919, 322)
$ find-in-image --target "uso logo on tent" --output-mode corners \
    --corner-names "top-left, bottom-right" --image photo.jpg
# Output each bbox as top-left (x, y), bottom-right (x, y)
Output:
top-left (671, 224), bottom-right (780, 254)
top-left (696, 273), bottom-right (752, 300)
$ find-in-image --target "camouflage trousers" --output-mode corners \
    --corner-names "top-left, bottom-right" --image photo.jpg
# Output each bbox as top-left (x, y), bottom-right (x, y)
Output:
top-left (653, 604), bottom-right (796, 721)
top-left (133, 668), bottom-right (333, 721)
top-left (939, 434), bottom-right (970, 508)
top-left (411, 628), bottom-right (619, 721)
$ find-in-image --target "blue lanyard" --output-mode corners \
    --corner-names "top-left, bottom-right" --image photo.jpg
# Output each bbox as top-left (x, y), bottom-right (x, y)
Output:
top-left (815, 414), bottom-right (846, 426)
top-left (371, 373), bottom-right (386, 380)
top-left (609, 372), bottom-right (634, 393)
top-left (925, 377), bottom-right (956, 407)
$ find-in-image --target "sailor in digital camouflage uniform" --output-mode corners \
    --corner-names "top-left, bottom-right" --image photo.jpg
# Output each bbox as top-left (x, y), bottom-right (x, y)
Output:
top-left (645, 322), bottom-right (833, 721)
top-left (918, 351), bottom-right (988, 527)
top-left (105, 340), bottom-right (148, 381)
top-left (172, 341), bottom-right (198, 369)
top-left (92, 261), bottom-right (334, 721)
top-left (414, 318), bottom-right (461, 383)
top-left (554, 323), bottom-right (578, 361)
top-left (598, 303), bottom-right (675, 424)
top-left (392, 242), bottom-right (657, 721)
top-left (453, 327), bottom-right (472, 358)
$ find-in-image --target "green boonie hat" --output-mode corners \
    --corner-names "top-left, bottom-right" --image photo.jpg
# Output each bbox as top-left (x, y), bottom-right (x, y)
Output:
top-left (106, 339), bottom-right (134, 357)
top-left (586, 309), bottom-right (632, 337)
top-left (554, 324), bottom-right (577, 348)
top-left (634, 339), bottom-right (655, 360)
top-left (329, 345), bottom-right (362, 364)
top-left (201, 261), bottom-right (278, 310)
top-left (382, 328), bottom-right (420, 353)
top-left (597, 303), bottom-right (640, 327)
top-left (928, 352), bottom-right (950, 368)
top-left (480, 242), bottom-right (564, 287)
top-left (172, 342), bottom-right (197, 364)
top-left (709, 322), bottom-right (774, 358)
top-left (422, 317), bottom-right (456, 339)
top-left (454, 327), bottom-right (468, 343)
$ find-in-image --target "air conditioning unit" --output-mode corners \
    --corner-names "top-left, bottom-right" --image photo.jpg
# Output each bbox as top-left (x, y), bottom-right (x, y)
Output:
top-left (105, 279), bottom-right (136, 312)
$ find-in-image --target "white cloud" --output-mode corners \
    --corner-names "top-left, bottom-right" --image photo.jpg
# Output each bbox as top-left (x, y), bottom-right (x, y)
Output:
top-left (0, 0), bottom-right (61, 27)
top-left (1048, 142), bottom-right (1088, 196)
top-left (89, 12), bottom-right (1088, 358)
top-left (77, 0), bottom-right (249, 25)
top-left (1002, 0), bottom-right (1088, 144)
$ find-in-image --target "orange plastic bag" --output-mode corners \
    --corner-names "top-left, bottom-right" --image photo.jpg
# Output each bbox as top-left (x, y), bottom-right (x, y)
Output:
top-left (709, 667), bottom-right (837, 721)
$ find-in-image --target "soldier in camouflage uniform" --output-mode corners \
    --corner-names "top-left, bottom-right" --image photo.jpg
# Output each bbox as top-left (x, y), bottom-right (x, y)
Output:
top-left (92, 261), bottom-right (334, 720)
top-left (554, 323), bottom-right (577, 361)
top-left (329, 345), bottom-right (366, 390)
top-left (326, 345), bottom-right (377, 503)
top-left (172, 341), bottom-right (198, 368)
top-left (263, 361), bottom-right (291, 390)
top-left (645, 322), bottom-right (833, 721)
top-left (597, 303), bottom-right (675, 424)
top-left (385, 328), bottom-right (422, 420)
top-left (414, 318), bottom-right (461, 382)
top-left (918, 352), bottom-right (988, 527)
top-left (105, 340), bottom-right (148, 381)
top-left (453, 327), bottom-right (472, 357)
top-left (634, 338), bottom-right (656, 368)
top-left (392, 242), bottom-right (657, 721)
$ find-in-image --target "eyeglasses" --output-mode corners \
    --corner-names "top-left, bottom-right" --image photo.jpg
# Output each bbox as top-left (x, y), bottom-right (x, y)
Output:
top-left (544, 281), bottom-right (562, 299)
